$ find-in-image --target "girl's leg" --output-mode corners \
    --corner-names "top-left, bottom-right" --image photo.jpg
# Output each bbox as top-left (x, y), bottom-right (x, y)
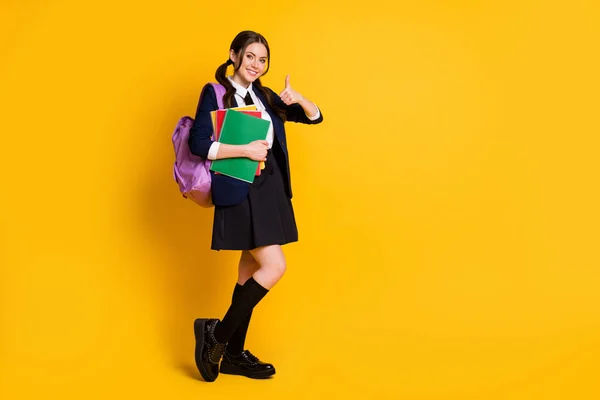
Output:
top-left (213, 245), bottom-right (286, 343)
top-left (226, 251), bottom-right (260, 355)
top-left (196, 246), bottom-right (285, 381)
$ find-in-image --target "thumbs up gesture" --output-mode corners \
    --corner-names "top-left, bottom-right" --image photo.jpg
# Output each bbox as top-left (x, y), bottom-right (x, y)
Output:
top-left (279, 74), bottom-right (304, 105)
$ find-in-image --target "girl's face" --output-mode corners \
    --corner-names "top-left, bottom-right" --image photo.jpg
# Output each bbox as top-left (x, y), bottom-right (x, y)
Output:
top-left (231, 42), bottom-right (268, 87)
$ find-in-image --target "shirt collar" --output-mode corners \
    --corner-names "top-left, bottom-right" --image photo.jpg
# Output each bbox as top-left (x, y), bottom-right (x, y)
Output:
top-left (227, 76), bottom-right (252, 97)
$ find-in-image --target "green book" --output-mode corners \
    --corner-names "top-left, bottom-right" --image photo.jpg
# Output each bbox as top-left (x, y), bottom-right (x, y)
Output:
top-left (210, 109), bottom-right (271, 183)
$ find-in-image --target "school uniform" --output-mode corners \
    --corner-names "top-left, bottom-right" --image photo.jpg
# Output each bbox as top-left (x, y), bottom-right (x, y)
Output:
top-left (188, 77), bottom-right (323, 251)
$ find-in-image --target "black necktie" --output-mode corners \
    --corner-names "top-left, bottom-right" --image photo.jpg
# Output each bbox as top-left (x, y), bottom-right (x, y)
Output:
top-left (244, 92), bottom-right (254, 105)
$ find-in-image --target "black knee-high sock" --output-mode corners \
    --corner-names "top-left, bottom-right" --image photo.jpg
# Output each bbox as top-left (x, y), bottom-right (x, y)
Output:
top-left (213, 277), bottom-right (268, 344)
top-left (225, 283), bottom-right (253, 355)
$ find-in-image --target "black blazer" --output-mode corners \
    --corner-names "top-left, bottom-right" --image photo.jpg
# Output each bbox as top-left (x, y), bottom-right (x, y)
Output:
top-left (188, 83), bottom-right (324, 207)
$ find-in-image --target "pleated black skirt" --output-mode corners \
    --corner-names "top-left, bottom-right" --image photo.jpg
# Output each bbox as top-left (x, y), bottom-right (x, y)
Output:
top-left (211, 148), bottom-right (298, 251)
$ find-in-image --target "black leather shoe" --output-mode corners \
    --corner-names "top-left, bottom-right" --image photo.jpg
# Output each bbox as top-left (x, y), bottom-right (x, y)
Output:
top-left (194, 319), bottom-right (226, 382)
top-left (220, 349), bottom-right (276, 379)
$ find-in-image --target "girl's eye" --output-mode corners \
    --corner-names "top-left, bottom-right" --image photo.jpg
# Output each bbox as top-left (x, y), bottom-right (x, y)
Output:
top-left (260, 59), bottom-right (266, 64)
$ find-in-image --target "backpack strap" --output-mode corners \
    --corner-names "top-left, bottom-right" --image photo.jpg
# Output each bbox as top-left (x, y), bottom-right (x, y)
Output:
top-left (210, 83), bottom-right (226, 109)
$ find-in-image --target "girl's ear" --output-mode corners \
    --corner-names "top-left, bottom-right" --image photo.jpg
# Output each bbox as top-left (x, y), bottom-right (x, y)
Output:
top-left (229, 49), bottom-right (236, 64)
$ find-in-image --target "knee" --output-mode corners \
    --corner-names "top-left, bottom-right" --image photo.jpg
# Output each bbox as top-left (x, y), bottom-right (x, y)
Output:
top-left (262, 261), bottom-right (286, 280)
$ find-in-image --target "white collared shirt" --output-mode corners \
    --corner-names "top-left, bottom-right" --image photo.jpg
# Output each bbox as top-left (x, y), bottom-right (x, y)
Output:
top-left (206, 76), bottom-right (320, 160)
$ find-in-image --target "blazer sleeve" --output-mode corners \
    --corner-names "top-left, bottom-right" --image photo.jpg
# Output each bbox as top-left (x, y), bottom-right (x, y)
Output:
top-left (266, 88), bottom-right (324, 125)
top-left (188, 84), bottom-right (218, 159)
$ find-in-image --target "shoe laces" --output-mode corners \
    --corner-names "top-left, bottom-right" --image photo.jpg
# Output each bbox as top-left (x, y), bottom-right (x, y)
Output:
top-left (243, 350), bottom-right (260, 364)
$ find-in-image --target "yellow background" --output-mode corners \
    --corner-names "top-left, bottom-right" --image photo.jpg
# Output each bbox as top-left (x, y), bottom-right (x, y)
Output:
top-left (1, 0), bottom-right (599, 399)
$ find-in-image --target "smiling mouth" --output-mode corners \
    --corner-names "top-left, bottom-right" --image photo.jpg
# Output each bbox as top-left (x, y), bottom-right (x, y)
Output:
top-left (247, 69), bottom-right (258, 76)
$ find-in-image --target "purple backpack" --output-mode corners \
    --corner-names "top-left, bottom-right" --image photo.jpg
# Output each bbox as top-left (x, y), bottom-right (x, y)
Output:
top-left (172, 83), bottom-right (226, 207)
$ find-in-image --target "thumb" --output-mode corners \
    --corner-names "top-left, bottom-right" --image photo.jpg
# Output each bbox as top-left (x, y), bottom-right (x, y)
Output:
top-left (285, 74), bottom-right (291, 89)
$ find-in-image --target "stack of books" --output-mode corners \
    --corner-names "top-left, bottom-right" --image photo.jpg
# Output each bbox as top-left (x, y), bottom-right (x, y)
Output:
top-left (210, 106), bottom-right (271, 183)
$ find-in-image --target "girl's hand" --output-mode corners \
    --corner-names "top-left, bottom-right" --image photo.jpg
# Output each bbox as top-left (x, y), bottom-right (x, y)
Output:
top-left (279, 75), bottom-right (304, 105)
top-left (244, 140), bottom-right (268, 161)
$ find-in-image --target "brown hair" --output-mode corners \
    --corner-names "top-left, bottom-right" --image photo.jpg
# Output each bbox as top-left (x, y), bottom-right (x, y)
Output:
top-left (215, 30), bottom-right (286, 121)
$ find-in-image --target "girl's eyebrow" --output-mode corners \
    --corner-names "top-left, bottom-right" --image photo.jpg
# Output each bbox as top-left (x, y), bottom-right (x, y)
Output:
top-left (247, 51), bottom-right (267, 59)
